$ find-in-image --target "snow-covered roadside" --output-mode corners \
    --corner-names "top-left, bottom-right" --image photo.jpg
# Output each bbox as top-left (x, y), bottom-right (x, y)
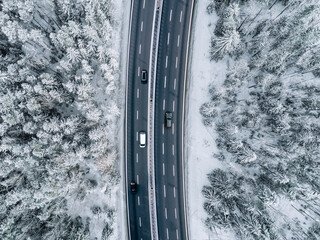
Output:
top-left (185, 0), bottom-right (234, 239)
top-left (114, 0), bottom-right (131, 239)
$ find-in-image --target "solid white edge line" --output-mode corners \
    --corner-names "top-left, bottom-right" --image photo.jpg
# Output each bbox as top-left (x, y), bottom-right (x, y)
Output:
top-left (125, 1), bottom-right (135, 239)
top-left (182, 1), bottom-right (195, 240)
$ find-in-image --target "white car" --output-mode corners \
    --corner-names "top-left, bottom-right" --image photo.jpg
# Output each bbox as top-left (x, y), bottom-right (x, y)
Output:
top-left (139, 131), bottom-right (146, 148)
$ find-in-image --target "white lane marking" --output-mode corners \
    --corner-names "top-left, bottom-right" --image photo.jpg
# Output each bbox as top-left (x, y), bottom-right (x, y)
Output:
top-left (139, 217), bottom-right (142, 227)
top-left (162, 123), bottom-right (164, 135)
top-left (163, 163), bottom-right (165, 176)
top-left (177, 35), bottom-right (180, 47)
top-left (180, 10), bottom-right (183, 22)
top-left (174, 186), bottom-right (176, 198)
top-left (138, 196), bottom-right (140, 206)
top-left (138, 66), bottom-right (140, 76)
top-left (164, 76), bottom-right (167, 88)
top-left (165, 55), bottom-right (168, 68)
top-left (175, 56), bottom-right (178, 68)
top-left (164, 185), bottom-right (166, 198)
top-left (137, 88), bottom-right (139, 98)
top-left (143, 0), bottom-right (145, 8)
top-left (173, 101), bottom-right (175, 112)
top-left (172, 123), bottom-right (174, 135)
top-left (169, 9), bottom-right (172, 22)
top-left (174, 78), bottom-right (176, 90)
top-left (165, 208), bottom-right (168, 219)
top-left (137, 175), bottom-right (139, 184)
top-left (141, 21), bottom-right (144, 32)
top-left (136, 132), bottom-right (138, 141)
top-left (167, 32), bottom-right (170, 45)
top-left (136, 110), bottom-right (139, 120)
top-left (163, 99), bottom-right (165, 110)
top-left (136, 153), bottom-right (139, 163)
top-left (139, 44), bottom-right (141, 54)
top-left (175, 208), bottom-right (177, 219)
top-left (166, 228), bottom-right (169, 239)
top-left (176, 229), bottom-right (179, 239)
top-left (162, 142), bottom-right (164, 155)
top-left (173, 164), bottom-right (175, 176)
top-left (172, 144), bottom-right (175, 156)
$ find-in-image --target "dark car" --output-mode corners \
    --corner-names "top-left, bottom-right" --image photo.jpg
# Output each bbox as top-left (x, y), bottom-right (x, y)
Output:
top-left (141, 69), bottom-right (148, 83)
top-left (130, 181), bottom-right (137, 192)
top-left (165, 112), bottom-right (172, 128)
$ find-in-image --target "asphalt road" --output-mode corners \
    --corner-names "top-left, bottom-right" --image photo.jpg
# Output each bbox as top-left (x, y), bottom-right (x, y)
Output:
top-left (154, 0), bottom-right (194, 239)
top-left (126, 0), bottom-right (155, 239)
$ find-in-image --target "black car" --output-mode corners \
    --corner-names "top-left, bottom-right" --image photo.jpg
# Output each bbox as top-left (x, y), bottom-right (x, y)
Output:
top-left (141, 69), bottom-right (148, 83)
top-left (165, 112), bottom-right (172, 128)
top-left (130, 181), bottom-right (137, 192)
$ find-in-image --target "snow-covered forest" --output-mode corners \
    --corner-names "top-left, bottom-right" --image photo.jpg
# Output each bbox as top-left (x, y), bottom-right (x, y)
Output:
top-left (201, 0), bottom-right (320, 239)
top-left (0, 0), bottom-right (122, 239)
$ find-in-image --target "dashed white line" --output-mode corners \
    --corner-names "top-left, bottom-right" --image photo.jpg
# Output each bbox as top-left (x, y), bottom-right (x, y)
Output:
top-left (141, 21), bottom-right (144, 32)
top-left (137, 175), bottom-right (139, 184)
top-left (172, 144), bottom-right (175, 156)
top-left (138, 66), bottom-right (140, 76)
top-left (174, 186), bottom-right (176, 198)
top-left (173, 101), bottom-right (175, 112)
top-left (137, 88), bottom-right (139, 98)
top-left (138, 196), bottom-right (140, 206)
top-left (143, 0), bottom-right (145, 8)
top-left (173, 164), bottom-right (175, 176)
top-left (164, 76), bottom-right (167, 88)
top-left (167, 32), bottom-right (170, 45)
top-left (174, 78), bottom-right (176, 90)
top-left (164, 185), bottom-right (166, 198)
top-left (176, 229), bottom-right (179, 239)
top-left (166, 228), bottom-right (169, 239)
top-left (139, 217), bottom-right (142, 227)
top-left (139, 44), bottom-right (141, 54)
top-left (175, 56), bottom-right (178, 68)
top-left (163, 163), bottom-right (165, 176)
top-left (169, 9), bottom-right (172, 22)
top-left (163, 99), bottom-right (166, 110)
top-left (177, 35), bottom-right (180, 47)
top-left (137, 110), bottom-right (139, 120)
top-left (175, 208), bottom-right (177, 219)
top-left (165, 55), bottom-right (168, 68)
top-left (172, 123), bottom-right (174, 135)
top-left (162, 142), bottom-right (164, 155)
top-left (165, 208), bottom-right (168, 219)
top-left (162, 123), bottom-right (164, 135)
top-left (180, 10), bottom-right (183, 22)
top-left (136, 153), bottom-right (139, 163)
top-left (136, 132), bottom-right (138, 141)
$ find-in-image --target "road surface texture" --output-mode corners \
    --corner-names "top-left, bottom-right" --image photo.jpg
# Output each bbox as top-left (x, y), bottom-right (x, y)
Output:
top-left (125, 0), bottom-right (155, 239)
top-left (154, 0), bottom-right (194, 239)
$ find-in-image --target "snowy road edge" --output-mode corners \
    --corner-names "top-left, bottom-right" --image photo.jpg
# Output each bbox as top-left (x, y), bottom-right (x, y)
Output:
top-left (121, 0), bottom-right (134, 239)
top-left (184, 0), bottom-right (198, 239)
top-left (182, 0), bottom-right (196, 239)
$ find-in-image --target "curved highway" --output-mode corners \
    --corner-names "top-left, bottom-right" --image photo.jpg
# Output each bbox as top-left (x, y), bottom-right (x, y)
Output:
top-left (125, 0), bottom-right (155, 239)
top-left (154, 0), bottom-right (194, 239)
top-left (126, 0), bottom-right (194, 239)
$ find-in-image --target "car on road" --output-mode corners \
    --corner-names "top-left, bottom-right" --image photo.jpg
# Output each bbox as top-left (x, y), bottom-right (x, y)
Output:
top-left (165, 112), bottom-right (172, 128)
top-left (141, 69), bottom-right (148, 83)
top-left (139, 131), bottom-right (146, 148)
top-left (130, 181), bottom-right (137, 192)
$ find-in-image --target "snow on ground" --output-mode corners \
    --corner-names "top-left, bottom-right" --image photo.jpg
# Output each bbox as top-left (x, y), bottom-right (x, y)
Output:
top-left (115, 0), bottom-right (131, 239)
top-left (185, 0), bottom-right (235, 239)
